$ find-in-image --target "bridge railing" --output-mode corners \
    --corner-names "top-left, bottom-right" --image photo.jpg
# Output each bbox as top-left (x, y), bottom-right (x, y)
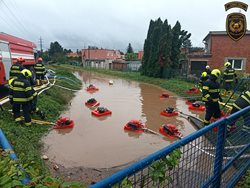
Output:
top-left (90, 105), bottom-right (250, 188)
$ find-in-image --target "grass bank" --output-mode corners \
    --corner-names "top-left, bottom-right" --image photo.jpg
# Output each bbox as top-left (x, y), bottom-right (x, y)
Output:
top-left (61, 64), bottom-right (196, 97)
top-left (0, 66), bottom-right (86, 187)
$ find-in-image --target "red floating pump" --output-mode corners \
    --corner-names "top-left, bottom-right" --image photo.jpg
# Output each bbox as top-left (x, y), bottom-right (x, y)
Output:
top-left (160, 93), bottom-right (170, 99)
top-left (86, 85), bottom-right (99, 92)
top-left (160, 107), bottom-right (178, 117)
top-left (92, 107), bottom-right (112, 117)
top-left (188, 103), bottom-right (205, 111)
top-left (85, 98), bottom-right (100, 107)
top-left (54, 117), bottom-right (74, 129)
top-left (124, 120), bottom-right (145, 132)
top-left (185, 98), bottom-right (197, 105)
top-left (186, 87), bottom-right (200, 94)
top-left (159, 124), bottom-right (183, 138)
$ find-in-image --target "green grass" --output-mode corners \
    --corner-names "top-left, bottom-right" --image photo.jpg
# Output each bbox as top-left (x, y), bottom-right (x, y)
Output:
top-left (235, 169), bottom-right (250, 188)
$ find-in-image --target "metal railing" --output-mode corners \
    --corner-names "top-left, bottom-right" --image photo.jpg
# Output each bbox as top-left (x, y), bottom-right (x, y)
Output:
top-left (90, 106), bottom-right (250, 188)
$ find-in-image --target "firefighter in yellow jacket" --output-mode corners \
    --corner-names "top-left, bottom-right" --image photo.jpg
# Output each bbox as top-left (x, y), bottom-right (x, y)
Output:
top-left (222, 62), bottom-right (238, 95)
top-left (227, 90), bottom-right (250, 132)
top-left (202, 69), bottom-right (223, 126)
top-left (9, 69), bottom-right (33, 126)
top-left (24, 69), bottom-right (45, 119)
top-left (34, 57), bottom-right (45, 84)
top-left (9, 57), bottom-right (25, 79)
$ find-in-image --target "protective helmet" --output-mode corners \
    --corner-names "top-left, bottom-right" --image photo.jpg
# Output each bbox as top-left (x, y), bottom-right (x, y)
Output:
top-left (211, 69), bottom-right (221, 78)
top-left (224, 62), bottom-right (231, 68)
top-left (17, 57), bottom-right (25, 63)
top-left (206, 65), bottom-right (210, 69)
top-left (201, 72), bottom-right (208, 77)
top-left (21, 69), bottom-right (32, 77)
top-left (38, 57), bottom-right (43, 62)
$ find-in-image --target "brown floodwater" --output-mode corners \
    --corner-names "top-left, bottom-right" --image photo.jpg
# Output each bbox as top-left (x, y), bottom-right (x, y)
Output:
top-left (42, 71), bottom-right (204, 169)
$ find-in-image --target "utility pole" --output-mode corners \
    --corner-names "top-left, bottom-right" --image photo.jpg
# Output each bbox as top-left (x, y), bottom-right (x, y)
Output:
top-left (39, 37), bottom-right (43, 54)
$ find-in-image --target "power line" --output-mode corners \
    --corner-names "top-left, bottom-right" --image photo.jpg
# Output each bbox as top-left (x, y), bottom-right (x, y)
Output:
top-left (1, 0), bottom-right (33, 37)
top-left (0, 14), bottom-right (20, 33)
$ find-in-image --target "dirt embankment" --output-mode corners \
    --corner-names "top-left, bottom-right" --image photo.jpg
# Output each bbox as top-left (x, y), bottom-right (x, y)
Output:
top-left (46, 161), bottom-right (125, 185)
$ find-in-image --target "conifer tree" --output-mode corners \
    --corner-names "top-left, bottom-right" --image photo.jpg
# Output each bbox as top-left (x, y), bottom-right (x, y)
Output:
top-left (141, 18), bottom-right (191, 78)
top-left (126, 43), bottom-right (134, 53)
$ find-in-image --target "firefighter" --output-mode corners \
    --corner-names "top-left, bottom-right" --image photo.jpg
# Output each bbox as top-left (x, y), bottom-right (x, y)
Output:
top-left (202, 69), bottom-right (222, 126)
top-left (9, 57), bottom-right (25, 79)
top-left (199, 71), bottom-right (209, 88)
top-left (222, 62), bottom-right (238, 95)
top-left (227, 90), bottom-right (250, 132)
top-left (24, 69), bottom-right (45, 119)
top-left (34, 57), bottom-right (45, 85)
top-left (9, 69), bottom-right (33, 126)
top-left (205, 65), bottom-right (211, 75)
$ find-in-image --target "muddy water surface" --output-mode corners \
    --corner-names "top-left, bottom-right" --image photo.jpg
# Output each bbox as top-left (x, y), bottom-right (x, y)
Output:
top-left (42, 71), bottom-right (203, 169)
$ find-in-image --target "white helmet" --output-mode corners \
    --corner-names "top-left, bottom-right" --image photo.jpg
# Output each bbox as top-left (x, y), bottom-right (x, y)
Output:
top-left (206, 65), bottom-right (210, 69)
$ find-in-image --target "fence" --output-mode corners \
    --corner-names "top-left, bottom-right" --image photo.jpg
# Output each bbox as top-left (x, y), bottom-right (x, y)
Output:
top-left (90, 106), bottom-right (250, 188)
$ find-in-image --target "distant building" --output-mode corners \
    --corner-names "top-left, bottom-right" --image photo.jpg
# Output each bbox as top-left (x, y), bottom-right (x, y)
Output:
top-left (137, 51), bottom-right (144, 60)
top-left (112, 59), bottom-right (128, 71)
top-left (66, 52), bottom-right (81, 58)
top-left (82, 48), bottom-right (122, 69)
top-left (188, 31), bottom-right (250, 76)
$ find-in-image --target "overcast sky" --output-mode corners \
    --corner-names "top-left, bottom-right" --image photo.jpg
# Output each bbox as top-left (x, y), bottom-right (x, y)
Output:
top-left (0, 0), bottom-right (248, 52)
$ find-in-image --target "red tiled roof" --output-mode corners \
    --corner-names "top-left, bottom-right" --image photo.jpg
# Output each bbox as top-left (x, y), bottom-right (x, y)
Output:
top-left (82, 49), bottom-right (121, 60)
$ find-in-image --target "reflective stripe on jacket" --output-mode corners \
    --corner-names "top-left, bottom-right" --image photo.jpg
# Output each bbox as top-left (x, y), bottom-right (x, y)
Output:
top-left (233, 91), bottom-right (250, 110)
top-left (223, 68), bottom-right (237, 83)
top-left (9, 77), bottom-right (33, 103)
top-left (202, 78), bottom-right (221, 102)
top-left (9, 64), bottom-right (24, 79)
top-left (34, 63), bottom-right (45, 75)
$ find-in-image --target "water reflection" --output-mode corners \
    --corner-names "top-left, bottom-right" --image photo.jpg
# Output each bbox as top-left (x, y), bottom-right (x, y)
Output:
top-left (55, 128), bottom-right (73, 135)
top-left (124, 130), bottom-right (142, 139)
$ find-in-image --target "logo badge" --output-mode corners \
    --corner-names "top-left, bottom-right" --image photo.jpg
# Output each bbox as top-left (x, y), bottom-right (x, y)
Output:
top-left (226, 12), bottom-right (247, 41)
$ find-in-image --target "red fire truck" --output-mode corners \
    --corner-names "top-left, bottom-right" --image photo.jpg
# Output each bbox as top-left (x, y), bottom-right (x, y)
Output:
top-left (0, 32), bottom-right (36, 85)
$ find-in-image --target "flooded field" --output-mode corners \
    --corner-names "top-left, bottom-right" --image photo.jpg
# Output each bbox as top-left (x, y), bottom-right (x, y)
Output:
top-left (42, 71), bottom-right (203, 169)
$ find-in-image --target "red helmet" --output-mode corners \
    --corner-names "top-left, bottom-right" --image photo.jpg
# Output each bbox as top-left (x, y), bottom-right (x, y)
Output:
top-left (17, 57), bottom-right (25, 63)
top-left (38, 57), bottom-right (43, 62)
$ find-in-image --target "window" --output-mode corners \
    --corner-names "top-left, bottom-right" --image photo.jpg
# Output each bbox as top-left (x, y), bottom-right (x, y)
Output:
top-left (227, 59), bottom-right (243, 70)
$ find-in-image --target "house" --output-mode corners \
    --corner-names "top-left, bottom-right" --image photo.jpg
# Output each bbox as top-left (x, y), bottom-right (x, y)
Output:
top-left (82, 48), bottom-right (122, 69)
top-left (137, 51), bottom-right (144, 60)
top-left (188, 31), bottom-right (250, 76)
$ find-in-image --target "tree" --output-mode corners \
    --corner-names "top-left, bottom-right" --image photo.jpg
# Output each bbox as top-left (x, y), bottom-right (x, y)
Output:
top-left (48, 41), bottom-right (65, 63)
top-left (126, 43), bottom-right (134, 53)
top-left (49, 41), bottom-right (63, 57)
top-left (141, 18), bottom-right (191, 78)
top-left (182, 38), bottom-right (192, 50)
top-left (125, 53), bottom-right (137, 61)
top-left (63, 49), bottom-right (72, 54)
